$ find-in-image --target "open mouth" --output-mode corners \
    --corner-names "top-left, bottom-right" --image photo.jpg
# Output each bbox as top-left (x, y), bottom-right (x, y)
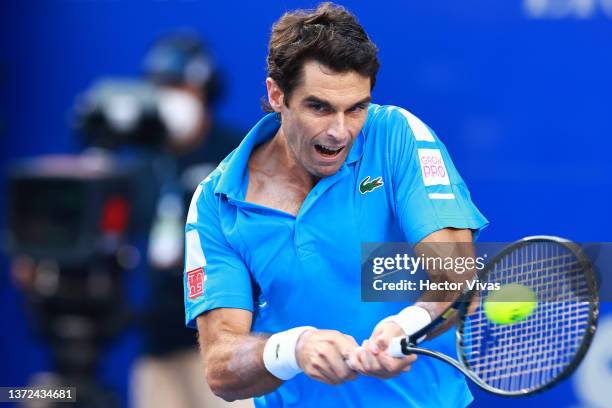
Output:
top-left (314, 144), bottom-right (345, 158)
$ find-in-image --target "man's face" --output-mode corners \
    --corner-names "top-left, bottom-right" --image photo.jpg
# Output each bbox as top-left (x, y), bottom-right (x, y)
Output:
top-left (274, 60), bottom-right (371, 179)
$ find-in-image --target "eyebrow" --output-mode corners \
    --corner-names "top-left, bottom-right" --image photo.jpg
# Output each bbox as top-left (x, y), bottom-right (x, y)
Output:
top-left (302, 95), bottom-right (372, 111)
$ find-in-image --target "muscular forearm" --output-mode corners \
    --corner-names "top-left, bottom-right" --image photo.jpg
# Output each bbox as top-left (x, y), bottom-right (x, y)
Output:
top-left (197, 309), bottom-right (282, 401)
top-left (203, 331), bottom-right (282, 401)
top-left (414, 273), bottom-right (466, 338)
top-left (414, 228), bottom-right (476, 339)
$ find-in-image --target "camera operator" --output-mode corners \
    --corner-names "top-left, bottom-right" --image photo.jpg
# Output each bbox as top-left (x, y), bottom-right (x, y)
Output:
top-left (130, 33), bottom-right (250, 408)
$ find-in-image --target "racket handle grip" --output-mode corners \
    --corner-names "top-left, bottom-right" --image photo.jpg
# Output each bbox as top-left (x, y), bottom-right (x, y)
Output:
top-left (388, 336), bottom-right (408, 358)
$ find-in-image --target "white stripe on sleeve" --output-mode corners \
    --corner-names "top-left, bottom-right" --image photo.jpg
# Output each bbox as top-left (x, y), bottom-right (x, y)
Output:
top-left (185, 229), bottom-right (207, 271)
top-left (397, 108), bottom-right (436, 142)
top-left (428, 193), bottom-right (456, 200)
top-left (186, 184), bottom-right (204, 224)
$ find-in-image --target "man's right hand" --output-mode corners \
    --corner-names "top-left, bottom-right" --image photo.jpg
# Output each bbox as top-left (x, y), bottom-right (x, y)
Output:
top-left (295, 329), bottom-right (359, 385)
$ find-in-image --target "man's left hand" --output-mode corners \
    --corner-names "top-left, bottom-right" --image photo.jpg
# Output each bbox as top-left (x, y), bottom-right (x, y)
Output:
top-left (346, 321), bottom-right (416, 379)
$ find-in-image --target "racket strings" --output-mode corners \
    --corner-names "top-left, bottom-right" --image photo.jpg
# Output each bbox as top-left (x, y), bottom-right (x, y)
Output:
top-left (460, 241), bottom-right (593, 393)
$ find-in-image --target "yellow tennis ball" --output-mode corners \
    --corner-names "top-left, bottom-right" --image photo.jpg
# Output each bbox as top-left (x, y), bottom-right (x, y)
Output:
top-left (484, 283), bottom-right (537, 325)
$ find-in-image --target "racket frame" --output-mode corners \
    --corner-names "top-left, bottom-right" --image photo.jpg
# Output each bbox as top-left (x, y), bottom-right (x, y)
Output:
top-left (395, 236), bottom-right (599, 396)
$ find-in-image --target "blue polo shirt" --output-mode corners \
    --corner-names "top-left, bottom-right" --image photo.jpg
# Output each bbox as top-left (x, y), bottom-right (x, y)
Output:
top-left (184, 104), bottom-right (488, 408)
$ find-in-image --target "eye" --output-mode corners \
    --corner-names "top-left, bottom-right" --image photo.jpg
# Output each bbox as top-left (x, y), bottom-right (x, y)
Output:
top-left (348, 103), bottom-right (367, 113)
top-left (308, 102), bottom-right (328, 113)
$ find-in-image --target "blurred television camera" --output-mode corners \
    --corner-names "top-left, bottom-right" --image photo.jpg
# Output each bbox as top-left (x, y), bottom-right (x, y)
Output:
top-left (4, 33), bottom-right (225, 407)
top-left (6, 154), bottom-right (140, 407)
top-left (74, 78), bottom-right (207, 150)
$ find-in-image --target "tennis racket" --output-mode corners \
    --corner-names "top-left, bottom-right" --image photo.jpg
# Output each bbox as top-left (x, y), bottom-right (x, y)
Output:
top-left (387, 236), bottom-right (599, 396)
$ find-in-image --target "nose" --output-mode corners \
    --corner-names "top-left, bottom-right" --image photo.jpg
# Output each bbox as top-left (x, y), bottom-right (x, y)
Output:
top-left (327, 113), bottom-right (349, 141)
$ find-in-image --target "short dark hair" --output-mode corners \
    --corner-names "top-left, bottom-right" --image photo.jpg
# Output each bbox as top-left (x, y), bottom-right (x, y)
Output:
top-left (264, 2), bottom-right (380, 111)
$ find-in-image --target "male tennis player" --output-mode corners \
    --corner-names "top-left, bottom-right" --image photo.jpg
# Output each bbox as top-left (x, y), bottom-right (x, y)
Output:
top-left (184, 3), bottom-right (488, 407)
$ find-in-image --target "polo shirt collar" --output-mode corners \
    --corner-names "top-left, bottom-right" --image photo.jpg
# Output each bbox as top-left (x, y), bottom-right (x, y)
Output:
top-left (346, 128), bottom-right (364, 164)
top-left (214, 112), bottom-right (279, 199)
top-left (214, 112), bottom-right (366, 200)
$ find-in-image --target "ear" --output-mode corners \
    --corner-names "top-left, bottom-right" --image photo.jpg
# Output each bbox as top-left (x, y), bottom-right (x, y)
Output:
top-left (266, 77), bottom-right (284, 112)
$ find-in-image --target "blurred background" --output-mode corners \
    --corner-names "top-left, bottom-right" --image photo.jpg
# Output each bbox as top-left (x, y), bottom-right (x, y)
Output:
top-left (1, 0), bottom-right (611, 407)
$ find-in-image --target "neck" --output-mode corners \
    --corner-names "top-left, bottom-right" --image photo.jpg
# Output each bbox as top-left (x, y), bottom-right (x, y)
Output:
top-left (252, 126), bottom-right (318, 189)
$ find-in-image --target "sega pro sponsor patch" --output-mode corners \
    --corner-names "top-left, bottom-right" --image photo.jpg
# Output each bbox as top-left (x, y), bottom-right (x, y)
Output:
top-left (417, 148), bottom-right (450, 186)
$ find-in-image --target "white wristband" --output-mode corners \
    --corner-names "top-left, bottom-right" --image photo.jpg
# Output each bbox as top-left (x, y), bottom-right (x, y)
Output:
top-left (263, 326), bottom-right (315, 380)
top-left (376, 306), bottom-right (432, 338)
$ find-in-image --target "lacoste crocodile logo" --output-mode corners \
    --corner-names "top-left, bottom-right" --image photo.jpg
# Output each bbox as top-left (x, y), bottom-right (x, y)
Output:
top-left (359, 176), bottom-right (384, 194)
